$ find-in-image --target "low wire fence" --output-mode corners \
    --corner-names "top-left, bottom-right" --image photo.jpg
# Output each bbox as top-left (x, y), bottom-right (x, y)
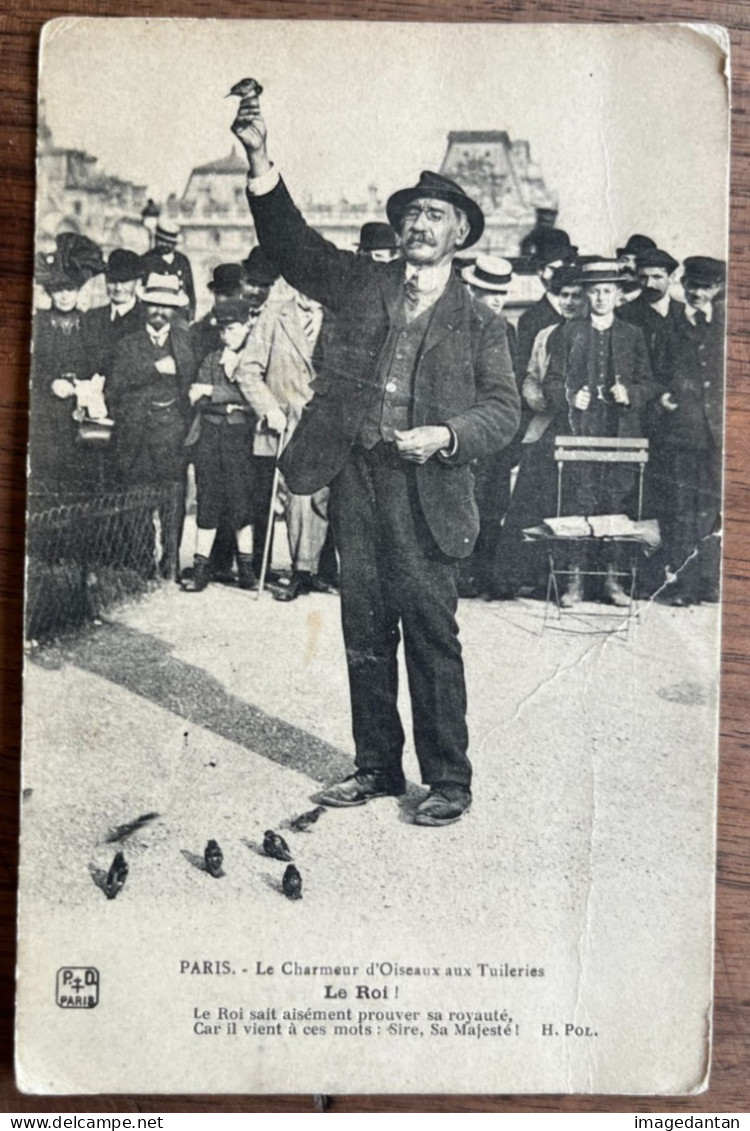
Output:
top-left (26, 483), bottom-right (183, 642)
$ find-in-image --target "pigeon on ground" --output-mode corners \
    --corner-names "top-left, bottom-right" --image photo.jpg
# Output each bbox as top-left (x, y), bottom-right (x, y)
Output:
top-left (289, 806), bottom-right (326, 833)
top-left (104, 851), bottom-right (128, 900)
top-left (282, 864), bottom-right (302, 901)
top-left (204, 839), bottom-right (224, 878)
top-left (106, 811), bottom-right (160, 844)
top-left (263, 830), bottom-right (292, 861)
top-left (227, 77), bottom-right (264, 100)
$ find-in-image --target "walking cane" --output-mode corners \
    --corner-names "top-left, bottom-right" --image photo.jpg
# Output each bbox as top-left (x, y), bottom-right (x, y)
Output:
top-left (255, 418), bottom-right (287, 599)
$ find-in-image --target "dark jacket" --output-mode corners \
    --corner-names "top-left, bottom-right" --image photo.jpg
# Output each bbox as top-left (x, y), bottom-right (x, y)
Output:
top-left (516, 294), bottom-right (563, 379)
top-left (552, 318), bottom-right (659, 439)
top-left (660, 307), bottom-right (725, 452)
top-left (82, 302), bottom-right (144, 377)
top-left (246, 178), bottom-right (520, 559)
top-left (616, 294), bottom-right (683, 385)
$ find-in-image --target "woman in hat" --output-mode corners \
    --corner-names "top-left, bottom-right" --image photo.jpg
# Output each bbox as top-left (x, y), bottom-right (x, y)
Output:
top-left (30, 234), bottom-right (105, 497)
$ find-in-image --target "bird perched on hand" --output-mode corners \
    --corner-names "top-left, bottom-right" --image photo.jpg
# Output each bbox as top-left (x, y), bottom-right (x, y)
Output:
top-left (289, 806), bottom-right (326, 833)
top-left (227, 77), bottom-right (264, 100)
top-left (228, 78), bottom-right (264, 123)
top-left (263, 830), bottom-right (292, 861)
top-left (282, 863), bottom-right (302, 901)
top-left (104, 851), bottom-right (128, 900)
top-left (204, 839), bottom-right (224, 878)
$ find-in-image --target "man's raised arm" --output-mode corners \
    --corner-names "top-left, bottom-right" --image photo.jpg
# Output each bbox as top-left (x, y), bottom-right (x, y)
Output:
top-left (231, 88), bottom-right (367, 313)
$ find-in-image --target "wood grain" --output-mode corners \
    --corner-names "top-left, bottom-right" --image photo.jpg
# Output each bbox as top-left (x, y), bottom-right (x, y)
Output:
top-left (0, 0), bottom-right (747, 1112)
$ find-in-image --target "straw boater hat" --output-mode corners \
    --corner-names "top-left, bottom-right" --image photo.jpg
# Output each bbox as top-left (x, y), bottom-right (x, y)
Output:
top-left (576, 258), bottom-right (627, 286)
top-left (386, 171), bottom-right (485, 249)
top-left (461, 254), bottom-right (514, 292)
top-left (155, 220), bottom-right (181, 246)
top-left (138, 272), bottom-right (189, 307)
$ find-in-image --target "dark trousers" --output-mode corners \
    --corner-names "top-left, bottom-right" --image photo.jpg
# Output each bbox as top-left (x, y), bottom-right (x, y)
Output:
top-left (663, 445), bottom-right (722, 600)
top-left (328, 443), bottom-right (471, 788)
top-left (252, 455), bottom-right (277, 576)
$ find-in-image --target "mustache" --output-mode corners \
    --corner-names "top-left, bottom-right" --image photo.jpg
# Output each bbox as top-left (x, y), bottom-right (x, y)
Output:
top-left (405, 233), bottom-right (435, 245)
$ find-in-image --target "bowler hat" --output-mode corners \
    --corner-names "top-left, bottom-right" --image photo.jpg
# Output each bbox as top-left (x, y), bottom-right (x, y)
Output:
top-left (577, 258), bottom-right (627, 286)
top-left (208, 263), bottom-right (245, 295)
top-left (462, 254), bottom-right (513, 292)
top-left (386, 171), bottom-right (484, 250)
top-left (214, 297), bottom-right (253, 325)
top-left (242, 246), bottom-right (280, 286)
top-left (529, 227), bottom-right (578, 268)
top-left (357, 222), bottom-right (399, 253)
top-left (635, 248), bottom-right (679, 275)
top-left (138, 272), bottom-right (189, 307)
top-left (682, 256), bottom-right (726, 287)
top-left (616, 234), bottom-right (656, 259)
top-left (106, 248), bottom-right (143, 283)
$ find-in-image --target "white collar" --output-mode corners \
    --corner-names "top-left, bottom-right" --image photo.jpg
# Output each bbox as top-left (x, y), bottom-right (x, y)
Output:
top-left (111, 297), bottom-right (136, 320)
top-left (404, 259), bottom-right (453, 297)
top-left (146, 324), bottom-right (170, 348)
top-left (685, 303), bottom-right (713, 325)
top-left (649, 293), bottom-right (671, 318)
top-left (591, 312), bottom-right (615, 331)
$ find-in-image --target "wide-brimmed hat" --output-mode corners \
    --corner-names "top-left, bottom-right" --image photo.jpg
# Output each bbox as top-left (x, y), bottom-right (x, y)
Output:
top-left (106, 248), bottom-right (143, 283)
top-left (357, 222), bottom-right (399, 253)
top-left (214, 297), bottom-right (253, 325)
top-left (207, 263), bottom-right (245, 295)
top-left (616, 234), bottom-right (656, 259)
top-left (462, 254), bottom-right (513, 292)
top-left (386, 171), bottom-right (484, 250)
top-left (35, 233), bottom-right (105, 291)
top-left (138, 272), bottom-right (189, 307)
top-left (242, 246), bottom-right (280, 286)
top-left (682, 256), bottom-right (726, 287)
top-left (155, 220), bottom-right (180, 245)
top-left (635, 248), bottom-right (679, 275)
top-left (528, 227), bottom-right (578, 268)
top-left (577, 258), bottom-right (627, 286)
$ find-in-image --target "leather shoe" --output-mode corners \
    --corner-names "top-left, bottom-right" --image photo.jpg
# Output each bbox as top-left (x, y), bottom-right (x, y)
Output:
top-left (318, 771), bottom-right (406, 808)
top-left (414, 784), bottom-right (472, 826)
top-left (274, 572), bottom-right (313, 602)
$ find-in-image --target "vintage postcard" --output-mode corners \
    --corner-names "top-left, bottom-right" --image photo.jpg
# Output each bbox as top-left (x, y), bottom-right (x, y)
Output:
top-left (17, 20), bottom-right (729, 1095)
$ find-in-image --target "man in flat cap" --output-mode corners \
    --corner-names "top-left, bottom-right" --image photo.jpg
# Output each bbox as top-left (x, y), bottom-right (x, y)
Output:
top-left (232, 93), bottom-right (519, 826)
top-left (658, 256), bottom-right (725, 606)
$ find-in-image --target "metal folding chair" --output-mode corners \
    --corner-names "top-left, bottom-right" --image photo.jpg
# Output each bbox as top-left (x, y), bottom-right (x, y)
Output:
top-left (543, 435), bottom-right (650, 630)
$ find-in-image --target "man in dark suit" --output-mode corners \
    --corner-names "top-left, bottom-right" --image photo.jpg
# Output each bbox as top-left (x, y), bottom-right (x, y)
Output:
top-left (108, 273), bottom-right (196, 576)
top-left (232, 93), bottom-right (519, 826)
top-left (515, 227), bottom-right (578, 379)
top-left (83, 248), bottom-right (144, 378)
top-left (616, 248), bottom-right (683, 384)
top-left (658, 256), bottom-right (725, 606)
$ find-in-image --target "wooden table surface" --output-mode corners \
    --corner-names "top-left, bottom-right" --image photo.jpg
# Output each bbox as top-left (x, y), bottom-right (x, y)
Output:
top-left (0, 0), bottom-right (748, 1113)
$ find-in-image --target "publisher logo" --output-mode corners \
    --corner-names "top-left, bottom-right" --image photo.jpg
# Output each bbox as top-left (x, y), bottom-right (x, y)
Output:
top-left (56, 967), bottom-right (99, 1009)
